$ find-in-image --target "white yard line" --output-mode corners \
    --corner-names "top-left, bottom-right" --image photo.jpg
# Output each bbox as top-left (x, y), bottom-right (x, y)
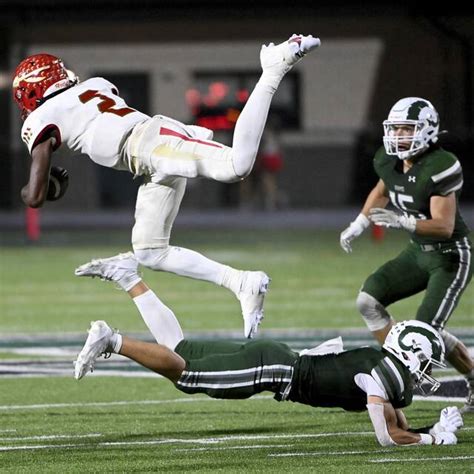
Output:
top-left (0, 392), bottom-right (467, 412)
top-left (0, 432), bottom-right (374, 453)
top-left (370, 456), bottom-right (474, 463)
top-left (0, 433), bottom-right (102, 441)
top-left (0, 395), bottom-right (271, 411)
top-left (269, 449), bottom-right (392, 457)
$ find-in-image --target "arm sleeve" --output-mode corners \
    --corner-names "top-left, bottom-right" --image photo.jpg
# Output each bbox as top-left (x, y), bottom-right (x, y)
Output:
top-left (366, 403), bottom-right (396, 446)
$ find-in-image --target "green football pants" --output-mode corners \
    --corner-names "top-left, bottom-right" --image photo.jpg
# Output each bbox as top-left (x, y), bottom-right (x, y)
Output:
top-left (362, 238), bottom-right (472, 329)
top-left (174, 339), bottom-right (299, 400)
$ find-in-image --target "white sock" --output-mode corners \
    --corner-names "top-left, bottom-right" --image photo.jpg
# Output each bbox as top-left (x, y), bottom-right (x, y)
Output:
top-left (111, 333), bottom-right (123, 353)
top-left (133, 290), bottom-right (184, 350)
top-left (231, 81), bottom-right (275, 177)
top-left (135, 247), bottom-right (228, 285)
top-left (221, 266), bottom-right (243, 295)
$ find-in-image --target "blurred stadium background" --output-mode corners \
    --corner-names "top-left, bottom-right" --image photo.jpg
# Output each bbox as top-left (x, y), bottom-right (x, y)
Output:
top-left (0, 3), bottom-right (473, 470)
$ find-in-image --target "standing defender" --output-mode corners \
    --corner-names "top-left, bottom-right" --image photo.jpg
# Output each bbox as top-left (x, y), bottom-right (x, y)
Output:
top-left (340, 97), bottom-right (473, 412)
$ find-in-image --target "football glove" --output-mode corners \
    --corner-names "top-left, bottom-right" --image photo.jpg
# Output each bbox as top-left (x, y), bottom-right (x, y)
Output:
top-left (340, 213), bottom-right (370, 253)
top-left (368, 208), bottom-right (417, 233)
top-left (430, 406), bottom-right (464, 435)
top-left (46, 166), bottom-right (69, 201)
top-left (434, 431), bottom-right (457, 445)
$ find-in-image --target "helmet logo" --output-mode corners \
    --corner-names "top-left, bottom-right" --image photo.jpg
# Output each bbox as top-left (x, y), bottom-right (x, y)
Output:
top-left (13, 65), bottom-right (51, 88)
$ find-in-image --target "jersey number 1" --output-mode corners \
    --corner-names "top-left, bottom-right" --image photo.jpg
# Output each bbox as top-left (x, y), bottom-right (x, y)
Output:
top-left (79, 89), bottom-right (135, 117)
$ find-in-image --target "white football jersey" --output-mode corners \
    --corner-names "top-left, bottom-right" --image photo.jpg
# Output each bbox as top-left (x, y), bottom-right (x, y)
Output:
top-left (21, 77), bottom-right (150, 169)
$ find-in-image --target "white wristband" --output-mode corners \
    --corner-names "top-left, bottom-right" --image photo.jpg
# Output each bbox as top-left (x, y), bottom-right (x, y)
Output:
top-left (418, 433), bottom-right (434, 445)
top-left (354, 213), bottom-right (370, 229)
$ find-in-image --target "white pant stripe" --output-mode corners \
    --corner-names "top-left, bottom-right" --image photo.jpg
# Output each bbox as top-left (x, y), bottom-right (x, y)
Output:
top-left (433, 237), bottom-right (471, 327)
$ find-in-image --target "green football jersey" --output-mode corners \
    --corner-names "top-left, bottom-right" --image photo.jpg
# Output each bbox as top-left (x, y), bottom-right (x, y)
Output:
top-left (288, 347), bottom-right (413, 411)
top-left (373, 146), bottom-right (470, 245)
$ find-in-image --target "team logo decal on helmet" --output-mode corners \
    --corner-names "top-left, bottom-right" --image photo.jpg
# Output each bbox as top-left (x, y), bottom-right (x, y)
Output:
top-left (383, 320), bottom-right (445, 395)
top-left (383, 97), bottom-right (440, 160)
top-left (12, 53), bottom-right (78, 120)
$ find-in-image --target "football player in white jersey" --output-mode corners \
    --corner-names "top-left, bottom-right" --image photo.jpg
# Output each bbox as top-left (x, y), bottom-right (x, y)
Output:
top-left (13, 34), bottom-right (321, 338)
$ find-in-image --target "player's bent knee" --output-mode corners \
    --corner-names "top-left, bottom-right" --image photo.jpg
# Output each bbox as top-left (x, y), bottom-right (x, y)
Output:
top-left (134, 247), bottom-right (171, 270)
top-left (356, 291), bottom-right (391, 332)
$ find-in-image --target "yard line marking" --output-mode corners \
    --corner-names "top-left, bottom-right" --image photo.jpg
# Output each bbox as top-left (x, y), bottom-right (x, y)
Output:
top-left (370, 456), bottom-right (474, 463)
top-left (0, 391), bottom-right (467, 411)
top-left (174, 444), bottom-right (292, 452)
top-left (269, 449), bottom-right (392, 457)
top-left (0, 433), bottom-right (102, 442)
top-left (0, 432), bottom-right (375, 452)
top-left (413, 395), bottom-right (465, 403)
top-left (0, 395), bottom-right (272, 411)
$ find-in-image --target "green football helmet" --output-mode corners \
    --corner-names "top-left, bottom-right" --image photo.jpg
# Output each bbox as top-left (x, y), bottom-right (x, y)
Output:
top-left (383, 320), bottom-right (445, 395)
top-left (383, 97), bottom-right (440, 160)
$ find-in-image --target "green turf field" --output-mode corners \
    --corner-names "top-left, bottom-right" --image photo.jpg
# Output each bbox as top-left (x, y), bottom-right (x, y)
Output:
top-left (0, 229), bottom-right (473, 471)
top-left (1, 229), bottom-right (472, 334)
top-left (0, 378), bottom-right (472, 473)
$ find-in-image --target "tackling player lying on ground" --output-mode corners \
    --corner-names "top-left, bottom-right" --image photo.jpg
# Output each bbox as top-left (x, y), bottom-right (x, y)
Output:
top-left (12, 34), bottom-right (320, 340)
top-left (74, 252), bottom-right (464, 447)
top-left (339, 97), bottom-right (473, 413)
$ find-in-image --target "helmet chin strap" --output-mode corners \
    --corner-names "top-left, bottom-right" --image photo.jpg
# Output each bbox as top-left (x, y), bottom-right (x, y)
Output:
top-left (37, 82), bottom-right (76, 107)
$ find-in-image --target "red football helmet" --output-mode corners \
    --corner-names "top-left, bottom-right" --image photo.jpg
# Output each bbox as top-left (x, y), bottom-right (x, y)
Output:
top-left (12, 53), bottom-right (77, 119)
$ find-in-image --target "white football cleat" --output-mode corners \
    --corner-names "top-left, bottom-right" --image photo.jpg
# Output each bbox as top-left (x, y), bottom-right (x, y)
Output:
top-left (74, 251), bottom-right (140, 291)
top-left (74, 320), bottom-right (115, 380)
top-left (260, 34), bottom-right (321, 81)
top-left (238, 271), bottom-right (271, 338)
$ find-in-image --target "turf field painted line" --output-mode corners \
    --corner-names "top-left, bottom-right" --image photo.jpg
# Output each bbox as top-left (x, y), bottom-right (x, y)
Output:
top-left (370, 456), bottom-right (474, 463)
top-left (0, 392), bottom-right (468, 412)
top-left (269, 449), bottom-right (392, 457)
top-left (0, 432), bottom-right (375, 452)
top-left (174, 444), bottom-right (293, 452)
top-left (0, 433), bottom-right (102, 441)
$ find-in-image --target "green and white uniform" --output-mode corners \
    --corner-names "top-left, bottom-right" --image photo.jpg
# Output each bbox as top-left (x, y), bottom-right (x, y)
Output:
top-left (174, 340), bottom-right (412, 411)
top-left (363, 146), bottom-right (472, 329)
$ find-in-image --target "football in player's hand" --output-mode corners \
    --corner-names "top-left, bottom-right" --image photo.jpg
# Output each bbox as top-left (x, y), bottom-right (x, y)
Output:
top-left (46, 166), bottom-right (69, 201)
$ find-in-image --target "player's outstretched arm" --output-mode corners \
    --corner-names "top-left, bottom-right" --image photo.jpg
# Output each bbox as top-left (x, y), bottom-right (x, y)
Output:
top-left (367, 396), bottom-right (461, 446)
top-left (339, 180), bottom-right (389, 253)
top-left (21, 137), bottom-right (54, 208)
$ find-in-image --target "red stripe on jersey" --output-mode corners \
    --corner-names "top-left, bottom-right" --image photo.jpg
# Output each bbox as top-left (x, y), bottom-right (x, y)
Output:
top-left (31, 124), bottom-right (62, 152)
top-left (159, 127), bottom-right (223, 148)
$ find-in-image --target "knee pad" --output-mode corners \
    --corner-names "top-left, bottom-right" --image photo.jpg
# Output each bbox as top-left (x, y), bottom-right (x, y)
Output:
top-left (440, 330), bottom-right (460, 355)
top-left (356, 291), bottom-right (392, 332)
top-left (134, 247), bottom-right (171, 270)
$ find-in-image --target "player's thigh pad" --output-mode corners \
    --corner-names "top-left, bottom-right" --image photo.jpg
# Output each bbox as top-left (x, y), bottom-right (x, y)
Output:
top-left (132, 177), bottom-right (186, 250)
top-left (362, 246), bottom-right (429, 306)
top-left (128, 115), bottom-right (238, 183)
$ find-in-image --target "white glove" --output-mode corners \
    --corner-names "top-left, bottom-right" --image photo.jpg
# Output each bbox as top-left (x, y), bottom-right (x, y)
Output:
top-left (434, 431), bottom-right (457, 445)
top-left (340, 214), bottom-right (370, 253)
top-left (369, 208), bottom-right (417, 233)
top-left (430, 406), bottom-right (464, 435)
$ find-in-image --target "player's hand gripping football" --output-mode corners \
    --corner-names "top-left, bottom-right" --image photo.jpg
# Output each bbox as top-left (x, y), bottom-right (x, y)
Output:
top-left (46, 166), bottom-right (69, 201)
